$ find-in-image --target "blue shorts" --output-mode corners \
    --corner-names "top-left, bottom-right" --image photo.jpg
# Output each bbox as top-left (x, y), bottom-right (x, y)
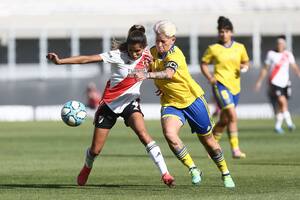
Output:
top-left (161, 97), bottom-right (214, 135)
top-left (212, 82), bottom-right (240, 109)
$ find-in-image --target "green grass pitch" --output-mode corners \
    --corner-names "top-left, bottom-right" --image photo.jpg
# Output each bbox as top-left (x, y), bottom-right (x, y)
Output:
top-left (0, 118), bottom-right (300, 200)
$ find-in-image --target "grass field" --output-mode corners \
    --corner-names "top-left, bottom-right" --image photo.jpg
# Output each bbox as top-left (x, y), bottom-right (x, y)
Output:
top-left (0, 118), bottom-right (300, 200)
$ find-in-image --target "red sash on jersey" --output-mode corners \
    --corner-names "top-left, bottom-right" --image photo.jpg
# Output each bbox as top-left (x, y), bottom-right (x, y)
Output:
top-left (269, 52), bottom-right (288, 82)
top-left (101, 53), bottom-right (147, 104)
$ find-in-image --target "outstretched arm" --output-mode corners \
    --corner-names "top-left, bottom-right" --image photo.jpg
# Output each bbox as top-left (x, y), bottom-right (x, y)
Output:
top-left (46, 53), bottom-right (102, 65)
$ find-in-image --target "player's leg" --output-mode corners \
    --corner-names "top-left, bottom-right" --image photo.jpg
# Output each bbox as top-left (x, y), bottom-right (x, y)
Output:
top-left (280, 89), bottom-right (296, 131)
top-left (123, 100), bottom-right (174, 187)
top-left (185, 97), bottom-right (234, 188)
top-left (77, 103), bottom-right (117, 186)
top-left (224, 106), bottom-right (245, 158)
top-left (198, 134), bottom-right (235, 188)
top-left (213, 110), bottom-right (228, 142)
top-left (77, 127), bottom-right (110, 186)
top-left (269, 85), bottom-right (285, 133)
top-left (211, 83), bottom-right (229, 142)
top-left (161, 108), bottom-right (201, 185)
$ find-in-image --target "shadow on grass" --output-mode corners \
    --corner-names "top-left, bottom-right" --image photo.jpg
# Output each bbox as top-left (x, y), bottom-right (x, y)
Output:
top-left (235, 162), bottom-right (300, 166)
top-left (99, 154), bottom-right (206, 159)
top-left (0, 183), bottom-right (222, 190)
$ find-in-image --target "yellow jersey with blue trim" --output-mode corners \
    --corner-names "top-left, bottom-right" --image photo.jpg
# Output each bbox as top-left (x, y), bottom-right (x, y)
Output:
top-left (201, 41), bottom-right (249, 95)
top-left (150, 46), bottom-right (204, 108)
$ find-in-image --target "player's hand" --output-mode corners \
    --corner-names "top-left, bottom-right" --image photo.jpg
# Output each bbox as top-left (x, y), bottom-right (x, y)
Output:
top-left (208, 77), bottom-right (217, 85)
top-left (143, 53), bottom-right (153, 70)
top-left (132, 71), bottom-right (147, 81)
top-left (240, 64), bottom-right (249, 73)
top-left (155, 89), bottom-right (163, 96)
top-left (46, 53), bottom-right (61, 65)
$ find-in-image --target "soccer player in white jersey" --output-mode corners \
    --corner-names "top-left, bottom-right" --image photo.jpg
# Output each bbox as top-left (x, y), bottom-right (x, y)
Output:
top-left (46, 25), bottom-right (175, 187)
top-left (255, 35), bottom-right (300, 134)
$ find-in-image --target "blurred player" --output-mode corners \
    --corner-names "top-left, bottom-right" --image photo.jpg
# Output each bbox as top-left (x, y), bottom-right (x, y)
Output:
top-left (201, 16), bottom-right (250, 159)
top-left (47, 25), bottom-right (175, 187)
top-left (132, 20), bottom-right (235, 188)
top-left (255, 35), bottom-right (300, 134)
top-left (86, 82), bottom-right (101, 109)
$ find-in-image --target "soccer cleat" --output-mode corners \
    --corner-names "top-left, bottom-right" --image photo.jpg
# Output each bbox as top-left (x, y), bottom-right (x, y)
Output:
top-left (288, 124), bottom-right (296, 132)
top-left (222, 174), bottom-right (235, 188)
top-left (274, 127), bottom-right (285, 134)
top-left (232, 149), bottom-right (246, 159)
top-left (77, 165), bottom-right (92, 186)
top-left (189, 167), bottom-right (202, 185)
top-left (161, 173), bottom-right (175, 187)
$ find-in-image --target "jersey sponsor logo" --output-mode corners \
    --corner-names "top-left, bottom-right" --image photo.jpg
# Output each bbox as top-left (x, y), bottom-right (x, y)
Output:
top-left (165, 61), bottom-right (178, 70)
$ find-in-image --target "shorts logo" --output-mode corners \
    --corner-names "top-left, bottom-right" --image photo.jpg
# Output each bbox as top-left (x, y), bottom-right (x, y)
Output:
top-left (98, 116), bottom-right (104, 124)
top-left (207, 126), bottom-right (211, 131)
top-left (276, 90), bottom-right (281, 96)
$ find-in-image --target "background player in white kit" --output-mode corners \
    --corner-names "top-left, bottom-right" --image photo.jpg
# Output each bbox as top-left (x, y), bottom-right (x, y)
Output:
top-left (255, 35), bottom-right (300, 134)
top-left (47, 25), bottom-right (175, 187)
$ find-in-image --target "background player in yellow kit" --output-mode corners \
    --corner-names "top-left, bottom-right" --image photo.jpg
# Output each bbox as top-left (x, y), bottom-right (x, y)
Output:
top-left (132, 20), bottom-right (235, 188)
top-left (201, 16), bottom-right (249, 158)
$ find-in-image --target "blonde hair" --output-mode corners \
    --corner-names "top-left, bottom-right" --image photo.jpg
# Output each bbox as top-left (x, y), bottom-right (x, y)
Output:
top-left (153, 20), bottom-right (177, 37)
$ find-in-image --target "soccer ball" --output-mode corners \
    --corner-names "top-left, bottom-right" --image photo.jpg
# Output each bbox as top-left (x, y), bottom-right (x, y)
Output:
top-left (61, 100), bottom-right (87, 127)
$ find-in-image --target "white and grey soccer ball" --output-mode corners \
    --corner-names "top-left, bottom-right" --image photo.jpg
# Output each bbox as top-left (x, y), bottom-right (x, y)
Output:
top-left (61, 100), bottom-right (87, 127)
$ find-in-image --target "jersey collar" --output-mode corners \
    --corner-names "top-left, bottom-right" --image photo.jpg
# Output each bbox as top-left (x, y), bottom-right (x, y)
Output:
top-left (158, 45), bottom-right (175, 60)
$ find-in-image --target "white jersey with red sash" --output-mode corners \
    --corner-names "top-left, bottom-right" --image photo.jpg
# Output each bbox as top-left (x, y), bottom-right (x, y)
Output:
top-left (99, 49), bottom-right (149, 113)
top-left (265, 50), bottom-right (295, 88)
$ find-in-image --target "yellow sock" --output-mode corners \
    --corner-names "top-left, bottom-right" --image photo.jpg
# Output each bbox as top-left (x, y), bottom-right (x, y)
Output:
top-left (217, 160), bottom-right (229, 175)
top-left (175, 146), bottom-right (196, 169)
top-left (229, 132), bottom-right (239, 150)
top-left (214, 132), bottom-right (223, 142)
top-left (211, 150), bottom-right (230, 175)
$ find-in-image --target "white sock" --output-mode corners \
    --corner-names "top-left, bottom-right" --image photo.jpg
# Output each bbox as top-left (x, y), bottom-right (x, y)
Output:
top-left (85, 148), bottom-right (97, 168)
top-left (146, 141), bottom-right (169, 176)
top-left (283, 111), bottom-right (293, 127)
top-left (275, 113), bottom-right (284, 130)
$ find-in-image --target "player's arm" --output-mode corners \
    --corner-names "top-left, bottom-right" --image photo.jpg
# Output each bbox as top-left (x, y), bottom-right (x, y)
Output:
top-left (290, 63), bottom-right (300, 78)
top-left (200, 61), bottom-right (216, 85)
top-left (146, 68), bottom-right (175, 79)
top-left (240, 45), bottom-right (250, 73)
top-left (132, 61), bottom-right (176, 81)
top-left (46, 53), bottom-right (102, 65)
top-left (254, 64), bottom-right (269, 91)
top-left (240, 61), bottom-right (250, 73)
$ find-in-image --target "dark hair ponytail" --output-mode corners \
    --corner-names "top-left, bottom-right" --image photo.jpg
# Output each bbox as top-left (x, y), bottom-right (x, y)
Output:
top-left (277, 35), bottom-right (286, 40)
top-left (128, 25), bottom-right (146, 35)
top-left (119, 30), bottom-right (147, 52)
top-left (217, 16), bottom-right (233, 31)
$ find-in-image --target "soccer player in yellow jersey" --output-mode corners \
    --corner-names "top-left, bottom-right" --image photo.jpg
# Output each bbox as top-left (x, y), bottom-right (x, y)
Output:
top-left (132, 20), bottom-right (235, 188)
top-left (201, 16), bottom-right (250, 158)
